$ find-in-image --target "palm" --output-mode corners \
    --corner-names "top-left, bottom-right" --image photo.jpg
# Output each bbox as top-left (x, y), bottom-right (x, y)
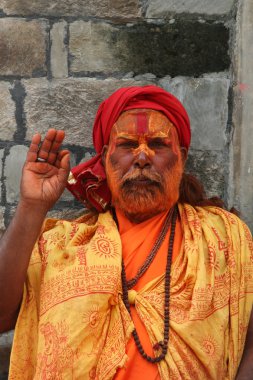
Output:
top-left (21, 130), bottom-right (70, 210)
top-left (22, 163), bottom-right (67, 205)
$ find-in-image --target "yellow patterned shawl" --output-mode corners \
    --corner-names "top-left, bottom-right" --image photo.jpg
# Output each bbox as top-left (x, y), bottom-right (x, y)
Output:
top-left (9, 204), bottom-right (253, 380)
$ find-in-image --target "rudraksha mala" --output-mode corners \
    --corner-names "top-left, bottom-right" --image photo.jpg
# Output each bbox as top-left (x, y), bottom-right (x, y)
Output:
top-left (126, 206), bottom-right (174, 289)
top-left (121, 205), bottom-right (178, 363)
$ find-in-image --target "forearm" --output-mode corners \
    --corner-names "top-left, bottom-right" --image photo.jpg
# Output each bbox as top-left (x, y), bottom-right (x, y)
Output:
top-left (0, 130), bottom-right (69, 332)
top-left (0, 201), bottom-right (47, 331)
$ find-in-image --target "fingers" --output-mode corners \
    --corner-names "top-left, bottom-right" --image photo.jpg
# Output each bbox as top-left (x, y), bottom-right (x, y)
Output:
top-left (26, 133), bottom-right (42, 163)
top-left (26, 129), bottom-right (66, 165)
top-left (37, 129), bottom-right (65, 165)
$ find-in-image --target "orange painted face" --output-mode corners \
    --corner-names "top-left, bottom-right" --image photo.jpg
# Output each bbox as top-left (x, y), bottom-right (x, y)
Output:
top-left (104, 109), bottom-right (185, 222)
top-left (107, 109), bottom-right (177, 155)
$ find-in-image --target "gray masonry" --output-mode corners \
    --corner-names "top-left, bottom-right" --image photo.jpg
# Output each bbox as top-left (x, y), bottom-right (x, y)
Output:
top-left (146, 0), bottom-right (235, 17)
top-left (0, 0), bottom-right (253, 377)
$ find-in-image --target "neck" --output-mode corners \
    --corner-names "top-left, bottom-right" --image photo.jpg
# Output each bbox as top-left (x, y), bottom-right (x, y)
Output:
top-left (115, 204), bottom-right (176, 224)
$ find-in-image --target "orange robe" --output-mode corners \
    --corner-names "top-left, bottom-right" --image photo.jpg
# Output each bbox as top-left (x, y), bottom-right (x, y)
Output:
top-left (114, 209), bottom-right (183, 380)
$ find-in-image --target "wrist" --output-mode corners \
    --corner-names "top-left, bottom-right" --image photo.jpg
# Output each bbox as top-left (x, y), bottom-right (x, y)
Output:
top-left (17, 199), bottom-right (49, 218)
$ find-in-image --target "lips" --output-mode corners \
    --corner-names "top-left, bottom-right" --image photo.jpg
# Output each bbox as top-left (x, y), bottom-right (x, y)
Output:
top-left (122, 176), bottom-right (161, 188)
top-left (132, 179), bottom-right (153, 185)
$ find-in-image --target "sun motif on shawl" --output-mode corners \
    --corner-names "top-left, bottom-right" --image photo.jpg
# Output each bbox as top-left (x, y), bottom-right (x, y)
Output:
top-left (82, 304), bottom-right (101, 329)
top-left (72, 228), bottom-right (96, 246)
top-left (89, 236), bottom-right (119, 259)
top-left (201, 335), bottom-right (221, 365)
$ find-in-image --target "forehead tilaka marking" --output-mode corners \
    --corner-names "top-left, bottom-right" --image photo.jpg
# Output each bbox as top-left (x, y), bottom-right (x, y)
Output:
top-left (136, 112), bottom-right (148, 135)
top-left (113, 109), bottom-right (176, 138)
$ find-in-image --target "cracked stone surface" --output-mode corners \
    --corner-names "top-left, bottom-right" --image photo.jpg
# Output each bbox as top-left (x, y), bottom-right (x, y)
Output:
top-left (0, 18), bottom-right (47, 77)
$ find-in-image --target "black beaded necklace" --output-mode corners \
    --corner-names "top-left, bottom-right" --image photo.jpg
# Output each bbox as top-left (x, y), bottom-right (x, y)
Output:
top-left (121, 205), bottom-right (178, 363)
top-left (126, 206), bottom-right (174, 290)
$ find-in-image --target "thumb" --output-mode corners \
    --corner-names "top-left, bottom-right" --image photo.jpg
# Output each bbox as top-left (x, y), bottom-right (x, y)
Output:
top-left (60, 152), bottom-right (70, 171)
top-left (58, 152), bottom-right (71, 184)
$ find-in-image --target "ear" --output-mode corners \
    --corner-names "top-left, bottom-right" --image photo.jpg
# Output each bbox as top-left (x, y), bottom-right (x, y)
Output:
top-left (180, 147), bottom-right (188, 167)
top-left (101, 145), bottom-right (108, 167)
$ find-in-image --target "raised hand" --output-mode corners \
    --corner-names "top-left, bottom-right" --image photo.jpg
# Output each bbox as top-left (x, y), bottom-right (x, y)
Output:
top-left (20, 129), bottom-right (70, 212)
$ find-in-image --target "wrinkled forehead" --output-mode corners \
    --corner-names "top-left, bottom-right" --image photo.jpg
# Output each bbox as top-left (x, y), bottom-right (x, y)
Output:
top-left (111, 109), bottom-right (177, 138)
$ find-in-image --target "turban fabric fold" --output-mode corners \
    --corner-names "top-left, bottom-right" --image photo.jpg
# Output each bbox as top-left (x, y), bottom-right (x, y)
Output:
top-left (67, 85), bottom-right (191, 211)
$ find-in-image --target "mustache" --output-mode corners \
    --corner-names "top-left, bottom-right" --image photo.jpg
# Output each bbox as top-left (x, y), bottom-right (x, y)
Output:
top-left (120, 169), bottom-right (163, 187)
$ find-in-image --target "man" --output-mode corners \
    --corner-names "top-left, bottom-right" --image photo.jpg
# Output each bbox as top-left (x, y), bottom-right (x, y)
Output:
top-left (0, 85), bottom-right (252, 379)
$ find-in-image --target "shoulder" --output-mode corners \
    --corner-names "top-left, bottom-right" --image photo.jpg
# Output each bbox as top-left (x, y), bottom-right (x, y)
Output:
top-left (179, 203), bottom-right (252, 243)
top-left (41, 209), bottom-right (100, 234)
top-left (37, 210), bottom-right (117, 250)
top-left (179, 204), bottom-right (253, 280)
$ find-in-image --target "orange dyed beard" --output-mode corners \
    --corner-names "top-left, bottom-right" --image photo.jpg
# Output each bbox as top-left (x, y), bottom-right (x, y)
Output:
top-left (106, 153), bottom-right (183, 223)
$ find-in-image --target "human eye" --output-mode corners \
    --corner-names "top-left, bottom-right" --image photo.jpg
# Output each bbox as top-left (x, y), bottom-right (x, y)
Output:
top-left (116, 139), bottom-right (138, 148)
top-left (148, 138), bottom-right (170, 149)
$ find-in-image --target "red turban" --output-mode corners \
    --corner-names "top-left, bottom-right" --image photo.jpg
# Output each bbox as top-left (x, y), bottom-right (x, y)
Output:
top-left (67, 85), bottom-right (191, 211)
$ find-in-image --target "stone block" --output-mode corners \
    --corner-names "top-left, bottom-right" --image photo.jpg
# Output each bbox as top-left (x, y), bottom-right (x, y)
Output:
top-left (159, 75), bottom-right (230, 150)
top-left (51, 21), bottom-right (68, 79)
top-left (69, 20), bottom-right (229, 77)
top-left (3, 206), bottom-right (15, 227)
top-left (5, 145), bottom-right (28, 203)
top-left (186, 150), bottom-right (225, 198)
top-left (23, 78), bottom-right (148, 146)
top-left (3, 195), bottom-right (82, 223)
top-left (0, 149), bottom-right (4, 203)
top-left (47, 207), bottom-right (85, 221)
top-left (146, 0), bottom-right (235, 18)
top-left (0, 331), bottom-right (13, 380)
top-left (0, 0), bottom-right (140, 18)
top-left (69, 21), bottom-right (117, 74)
top-left (0, 18), bottom-right (47, 77)
top-left (0, 206), bottom-right (5, 231)
top-left (0, 82), bottom-right (16, 139)
top-left (229, 0), bottom-right (253, 231)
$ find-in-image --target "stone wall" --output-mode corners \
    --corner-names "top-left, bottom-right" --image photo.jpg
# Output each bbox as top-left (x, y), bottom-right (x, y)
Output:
top-left (0, 0), bottom-right (252, 377)
top-left (229, 0), bottom-right (253, 230)
top-left (0, 0), bottom-right (236, 227)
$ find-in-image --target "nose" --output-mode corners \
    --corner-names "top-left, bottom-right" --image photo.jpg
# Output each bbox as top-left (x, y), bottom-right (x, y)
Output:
top-left (134, 150), bottom-right (151, 169)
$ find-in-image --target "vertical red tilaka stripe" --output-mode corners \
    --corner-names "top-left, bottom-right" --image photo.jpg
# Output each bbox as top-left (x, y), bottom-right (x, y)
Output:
top-left (136, 113), bottom-right (148, 134)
